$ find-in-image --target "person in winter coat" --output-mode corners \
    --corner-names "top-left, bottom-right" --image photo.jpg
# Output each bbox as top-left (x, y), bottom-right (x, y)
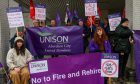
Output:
top-left (78, 19), bottom-right (90, 53)
top-left (88, 27), bottom-right (111, 84)
top-left (90, 16), bottom-right (104, 38)
top-left (114, 18), bottom-right (133, 81)
top-left (88, 27), bottom-right (111, 53)
top-left (7, 37), bottom-right (33, 84)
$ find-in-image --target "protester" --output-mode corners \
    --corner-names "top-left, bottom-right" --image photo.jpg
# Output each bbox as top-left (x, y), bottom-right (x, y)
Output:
top-left (66, 19), bottom-right (72, 26)
top-left (49, 19), bottom-right (59, 58)
top-left (7, 37), bottom-right (33, 84)
top-left (40, 20), bottom-right (46, 27)
top-left (10, 27), bottom-right (24, 48)
top-left (32, 19), bottom-right (39, 27)
top-left (49, 19), bottom-right (57, 27)
top-left (114, 18), bottom-right (134, 81)
top-left (78, 19), bottom-right (90, 53)
top-left (88, 27), bottom-right (111, 53)
top-left (90, 16), bottom-right (104, 38)
top-left (103, 18), bottom-right (110, 35)
top-left (88, 27), bottom-right (111, 84)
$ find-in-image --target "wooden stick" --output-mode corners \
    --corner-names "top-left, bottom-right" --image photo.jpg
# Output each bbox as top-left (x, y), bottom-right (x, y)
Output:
top-left (90, 16), bottom-right (93, 32)
top-left (2, 67), bottom-right (10, 80)
top-left (108, 77), bottom-right (112, 84)
top-left (16, 27), bottom-right (19, 36)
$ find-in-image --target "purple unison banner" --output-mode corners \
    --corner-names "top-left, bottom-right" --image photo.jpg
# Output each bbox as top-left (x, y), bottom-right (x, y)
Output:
top-left (26, 26), bottom-right (83, 56)
top-left (134, 30), bottom-right (140, 84)
top-left (28, 53), bottom-right (104, 84)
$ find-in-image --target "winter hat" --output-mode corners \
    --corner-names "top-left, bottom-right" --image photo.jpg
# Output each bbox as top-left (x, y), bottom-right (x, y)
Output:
top-left (78, 18), bottom-right (83, 22)
top-left (120, 18), bottom-right (129, 24)
top-left (94, 16), bottom-right (100, 19)
top-left (33, 19), bottom-right (39, 23)
top-left (14, 36), bottom-right (24, 43)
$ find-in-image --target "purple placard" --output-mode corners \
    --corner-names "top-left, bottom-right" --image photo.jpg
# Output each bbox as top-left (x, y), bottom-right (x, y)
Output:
top-left (6, 7), bottom-right (22, 13)
top-left (28, 53), bottom-right (104, 84)
top-left (134, 30), bottom-right (140, 84)
top-left (26, 26), bottom-right (84, 56)
top-left (85, 0), bottom-right (97, 3)
top-left (102, 53), bottom-right (119, 60)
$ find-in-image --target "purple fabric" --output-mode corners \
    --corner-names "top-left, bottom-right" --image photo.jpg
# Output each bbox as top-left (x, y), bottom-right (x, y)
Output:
top-left (66, 7), bottom-right (72, 21)
top-left (84, 0), bottom-right (97, 3)
top-left (0, 62), bottom-right (3, 68)
top-left (73, 9), bottom-right (79, 19)
top-left (88, 40), bottom-right (111, 53)
top-left (134, 30), bottom-right (140, 84)
top-left (28, 53), bottom-right (104, 84)
top-left (55, 12), bottom-right (61, 26)
top-left (25, 26), bottom-right (83, 56)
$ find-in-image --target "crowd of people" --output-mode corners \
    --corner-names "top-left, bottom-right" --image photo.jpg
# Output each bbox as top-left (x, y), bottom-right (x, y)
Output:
top-left (6, 16), bottom-right (134, 84)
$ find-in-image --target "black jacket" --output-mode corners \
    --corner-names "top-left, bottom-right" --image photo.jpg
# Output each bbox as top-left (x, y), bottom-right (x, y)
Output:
top-left (114, 25), bottom-right (133, 54)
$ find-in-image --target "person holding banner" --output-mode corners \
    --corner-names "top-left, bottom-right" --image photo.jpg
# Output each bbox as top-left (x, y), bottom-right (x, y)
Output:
top-left (40, 20), bottom-right (46, 27)
top-left (7, 37), bottom-right (33, 84)
top-left (32, 19), bottom-right (39, 27)
top-left (78, 19), bottom-right (90, 53)
top-left (88, 27), bottom-right (111, 53)
top-left (114, 18), bottom-right (133, 81)
top-left (88, 27), bottom-right (111, 84)
top-left (49, 19), bottom-right (59, 58)
top-left (49, 19), bottom-right (57, 27)
top-left (66, 18), bottom-right (72, 26)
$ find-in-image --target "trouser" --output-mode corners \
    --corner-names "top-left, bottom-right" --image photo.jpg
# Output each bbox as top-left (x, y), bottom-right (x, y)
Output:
top-left (9, 67), bottom-right (30, 84)
top-left (119, 53), bottom-right (129, 78)
top-left (83, 39), bottom-right (89, 53)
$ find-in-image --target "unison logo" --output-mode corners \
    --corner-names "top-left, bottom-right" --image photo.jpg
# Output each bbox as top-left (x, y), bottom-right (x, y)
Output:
top-left (37, 31), bottom-right (69, 43)
top-left (40, 36), bottom-right (69, 43)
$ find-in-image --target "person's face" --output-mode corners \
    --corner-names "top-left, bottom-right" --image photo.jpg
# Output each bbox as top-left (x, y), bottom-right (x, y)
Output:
top-left (33, 21), bottom-right (39, 27)
top-left (122, 21), bottom-right (129, 27)
top-left (97, 29), bottom-right (103, 36)
top-left (40, 21), bottom-right (46, 27)
top-left (18, 32), bottom-right (23, 37)
top-left (78, 21), bottom-right (83, 26)
top-left (67, 22), bottom-right (71, 26)
top-left (16, 41), bottom-right (23, 48)
top-left (104, 19), bottom-right (108, 24)
top-left (51, 20), bottom-right (56, 27)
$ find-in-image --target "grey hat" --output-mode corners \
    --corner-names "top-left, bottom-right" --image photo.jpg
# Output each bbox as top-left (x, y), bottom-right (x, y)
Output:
top-left (14, 36), bottom-right (24, 43)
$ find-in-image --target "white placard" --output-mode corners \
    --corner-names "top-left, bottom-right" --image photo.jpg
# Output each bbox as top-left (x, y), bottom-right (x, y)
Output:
top-left (35, 5), bottom-right (46, 20)
top-left (108, 13), bottom-right (121, 31)
top-left (101, 59), bottom-right (118, 77)
top-left (29, 60), bottom-right (48, 74)
top-left (85, 3), bottom-right (97, 16)
top-left (7, 7), bottom-right (24, 28)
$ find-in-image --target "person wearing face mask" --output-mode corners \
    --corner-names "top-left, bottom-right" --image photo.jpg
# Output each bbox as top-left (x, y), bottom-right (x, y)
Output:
top-left (7, 37), bottom-right (33, 84)
top-left (114, 18), bottom-right (134, 81)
